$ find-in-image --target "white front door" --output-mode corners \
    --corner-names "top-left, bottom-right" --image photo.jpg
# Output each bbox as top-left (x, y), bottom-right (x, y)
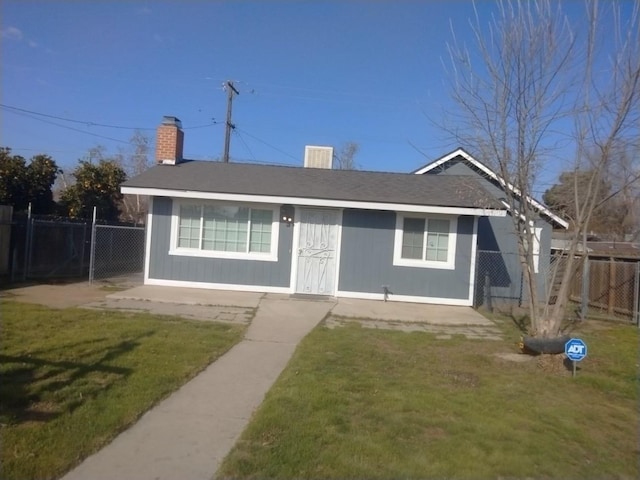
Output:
top-left (295, 208), bottom-right (339, 295)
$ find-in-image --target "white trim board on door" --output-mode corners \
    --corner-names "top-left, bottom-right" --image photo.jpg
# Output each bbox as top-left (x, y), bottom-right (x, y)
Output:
top-left (294, 208), bottom-right (341, 296)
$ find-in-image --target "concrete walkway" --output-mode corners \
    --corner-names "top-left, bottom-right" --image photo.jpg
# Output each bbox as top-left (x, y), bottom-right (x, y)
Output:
top-left (61, 295), bottom-right (335, 480)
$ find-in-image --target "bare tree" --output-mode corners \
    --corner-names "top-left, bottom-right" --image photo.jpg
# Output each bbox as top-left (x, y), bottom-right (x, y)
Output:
top-left (119, 130), bottom-right (151, 223)
top-left (543, 2), bottom-right (640, 333)
top-left (333, 142), bottom-right (360, 170)
top-left (444, 0), bottom-right (639, 337)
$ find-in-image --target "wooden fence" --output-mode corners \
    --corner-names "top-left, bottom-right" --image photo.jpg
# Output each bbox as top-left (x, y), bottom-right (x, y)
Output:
top-left (566, 256), bottom-right (640, 322)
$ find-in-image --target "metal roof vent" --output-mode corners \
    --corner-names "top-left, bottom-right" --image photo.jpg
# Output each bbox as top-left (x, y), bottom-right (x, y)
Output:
top-left (304, 145), bottom-right (334, 169)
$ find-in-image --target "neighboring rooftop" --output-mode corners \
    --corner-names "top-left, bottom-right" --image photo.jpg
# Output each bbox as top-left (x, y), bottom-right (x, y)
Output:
top-left (551, 231), bottom-right (640, 258)
top-left (587, 241), bottom-right (640, 258)
top-left (122, 160), bottom-right (505, 211)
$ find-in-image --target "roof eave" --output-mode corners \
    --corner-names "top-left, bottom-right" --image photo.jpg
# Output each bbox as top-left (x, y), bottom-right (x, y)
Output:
top-left (122, 186), bottom-right (507, 217)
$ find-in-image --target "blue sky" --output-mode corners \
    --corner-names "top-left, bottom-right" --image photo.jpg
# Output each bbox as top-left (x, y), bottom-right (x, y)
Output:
top-left (0, 1), bottom-right (628, 197)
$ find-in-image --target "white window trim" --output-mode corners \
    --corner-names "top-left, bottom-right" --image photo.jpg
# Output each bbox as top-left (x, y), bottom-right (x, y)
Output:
top-left (393, 213), bottom-right (457, 270)
top-left (530, 226), bottom-right (542, 274)
top-left (520, 222), bottom-right (542, 273)
top-left (169, 199), bottom-right (279, 262)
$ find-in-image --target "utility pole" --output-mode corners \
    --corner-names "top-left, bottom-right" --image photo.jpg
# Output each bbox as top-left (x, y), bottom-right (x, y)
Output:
top-left (222, 80), bottom-right (239, 163)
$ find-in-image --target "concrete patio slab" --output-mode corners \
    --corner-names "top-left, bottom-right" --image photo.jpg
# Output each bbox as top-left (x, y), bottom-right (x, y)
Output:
top-left (83, 298), bottom-right (254, 324)
top-left (107, 285), bottom-right (263, 309)
top-left (331, 298), bottom-right (493, 325)
top-left (1, 282), bottom-right (110, 308)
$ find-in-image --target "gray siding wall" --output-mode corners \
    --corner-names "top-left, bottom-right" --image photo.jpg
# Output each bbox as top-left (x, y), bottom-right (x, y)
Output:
top-left (338, 210), bottom-right (475, 300)
top-left (148, 197), bottom-right (293, 287)
top-left (426, 159), bottom-right (553, 305)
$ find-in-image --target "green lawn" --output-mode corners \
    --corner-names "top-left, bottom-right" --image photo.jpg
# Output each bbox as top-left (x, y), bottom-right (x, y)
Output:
top-left (218, 316), bottom-right (639, 479)
top-left (0, 301), bottom-right (245, 480)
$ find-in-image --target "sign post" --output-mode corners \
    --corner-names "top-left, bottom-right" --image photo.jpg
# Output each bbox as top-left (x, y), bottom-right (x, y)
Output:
top-left (565, 338), bottom-right (587, 378)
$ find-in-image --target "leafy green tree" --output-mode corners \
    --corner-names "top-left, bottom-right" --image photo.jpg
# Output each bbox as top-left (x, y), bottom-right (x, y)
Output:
top-left (0, 148), bottom-right (27, 209)
top-left (0, 147), bottom-right (59, 213)
top-left (60, 160), bottom-right (127, 221)
top-left (27, 154), bottom-right (60, 213)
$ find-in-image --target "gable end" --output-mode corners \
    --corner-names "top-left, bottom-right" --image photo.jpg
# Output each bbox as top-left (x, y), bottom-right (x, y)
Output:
top-left (414, 148), bottom-right (568, 229)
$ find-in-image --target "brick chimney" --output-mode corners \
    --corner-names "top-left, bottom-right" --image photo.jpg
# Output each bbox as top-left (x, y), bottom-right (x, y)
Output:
top-left (156, 116), bottom-right (184, 165)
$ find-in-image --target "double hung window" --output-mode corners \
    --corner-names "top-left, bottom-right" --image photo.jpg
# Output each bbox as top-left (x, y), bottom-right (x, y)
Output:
top-left (394, 214), bottom-right (457, 269)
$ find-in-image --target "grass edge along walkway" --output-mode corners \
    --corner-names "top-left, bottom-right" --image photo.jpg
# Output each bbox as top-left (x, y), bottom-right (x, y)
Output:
top-left (0, 301), bottom-right (245, 480)
top-left (217, 317), bottom-right (639, 479)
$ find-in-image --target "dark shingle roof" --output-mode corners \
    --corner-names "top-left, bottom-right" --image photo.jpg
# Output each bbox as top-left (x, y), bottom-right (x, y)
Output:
top-left (122, 160), bottom-right (504, 210)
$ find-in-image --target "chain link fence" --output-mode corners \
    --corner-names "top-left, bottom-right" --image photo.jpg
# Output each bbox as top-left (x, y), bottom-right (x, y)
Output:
top-left (29, 218), bottom-right (92, 278)
top-left (475, 249), bottom-right (640, 324)
top-left (3, 214), bottom-right (92, 282)
top-left (474, 250), bottom-right (525, 310)
top-left (1, 208), bottom-right (145, 286)
top-left (0, 206), bottom-right (13, 277)
top-left (89, 224), bottom-right (145, 282)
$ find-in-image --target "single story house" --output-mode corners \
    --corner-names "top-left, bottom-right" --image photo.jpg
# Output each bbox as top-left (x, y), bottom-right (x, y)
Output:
top-left (414, 148), bottom-right (569, 306)
top-left (121, 117), bottom-right (510, 306)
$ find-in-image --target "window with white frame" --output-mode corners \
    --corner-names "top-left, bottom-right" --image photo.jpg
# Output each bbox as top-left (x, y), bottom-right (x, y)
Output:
top-left (393, 214), bottom-right (457, 269)
top-left (171, 201), bottom-right (279, 261)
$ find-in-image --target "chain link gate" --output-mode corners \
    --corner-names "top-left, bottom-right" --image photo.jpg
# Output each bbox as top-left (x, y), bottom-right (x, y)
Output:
top-left (89, 224), bottom-right (145, 283)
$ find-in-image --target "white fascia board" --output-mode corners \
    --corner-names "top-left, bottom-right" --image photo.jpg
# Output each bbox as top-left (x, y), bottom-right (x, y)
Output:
top-left (121, 186), bottom-right (507, 217)
top-left (413, 148), bottom-right (569, 229)
top-left (143, 197), bottom-right (153, 282)
top-left (413, 148), bottom-right (470, 175)
top-left (467, 216), bottom-right (478, 305)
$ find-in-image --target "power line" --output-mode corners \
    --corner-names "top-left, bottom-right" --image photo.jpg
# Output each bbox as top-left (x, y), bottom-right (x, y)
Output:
top-left (233, 129), bottom-right (257, 163)
top-left (3, 107), bottom-right (132, 144)
top-left (4, 147), bottom-right (93, 154)
top-left (239, 80), bottom-right (422, 104)
top-left (0, 103), bottom-right (155, 130)
top-left (0, 103), bottom-right (220, 130)
top-left (234, 127), bottom-right (299, 162)
top-left (184, 121), bottom-right (221, 129)
top-left (227, 156), bottom-right (297, 167)
top-left (3, 101), bottom-right (298, 165)
top-left (251, 90), bottom-right (419, 110)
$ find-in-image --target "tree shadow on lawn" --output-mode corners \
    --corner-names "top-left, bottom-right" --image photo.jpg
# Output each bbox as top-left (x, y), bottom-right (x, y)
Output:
top-left (0, 331), bottom-right (153, 425)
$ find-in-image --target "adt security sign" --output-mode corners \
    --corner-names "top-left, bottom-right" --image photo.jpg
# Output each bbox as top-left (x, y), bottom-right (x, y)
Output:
top-left (565, 338), bottom-right (587, 362)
